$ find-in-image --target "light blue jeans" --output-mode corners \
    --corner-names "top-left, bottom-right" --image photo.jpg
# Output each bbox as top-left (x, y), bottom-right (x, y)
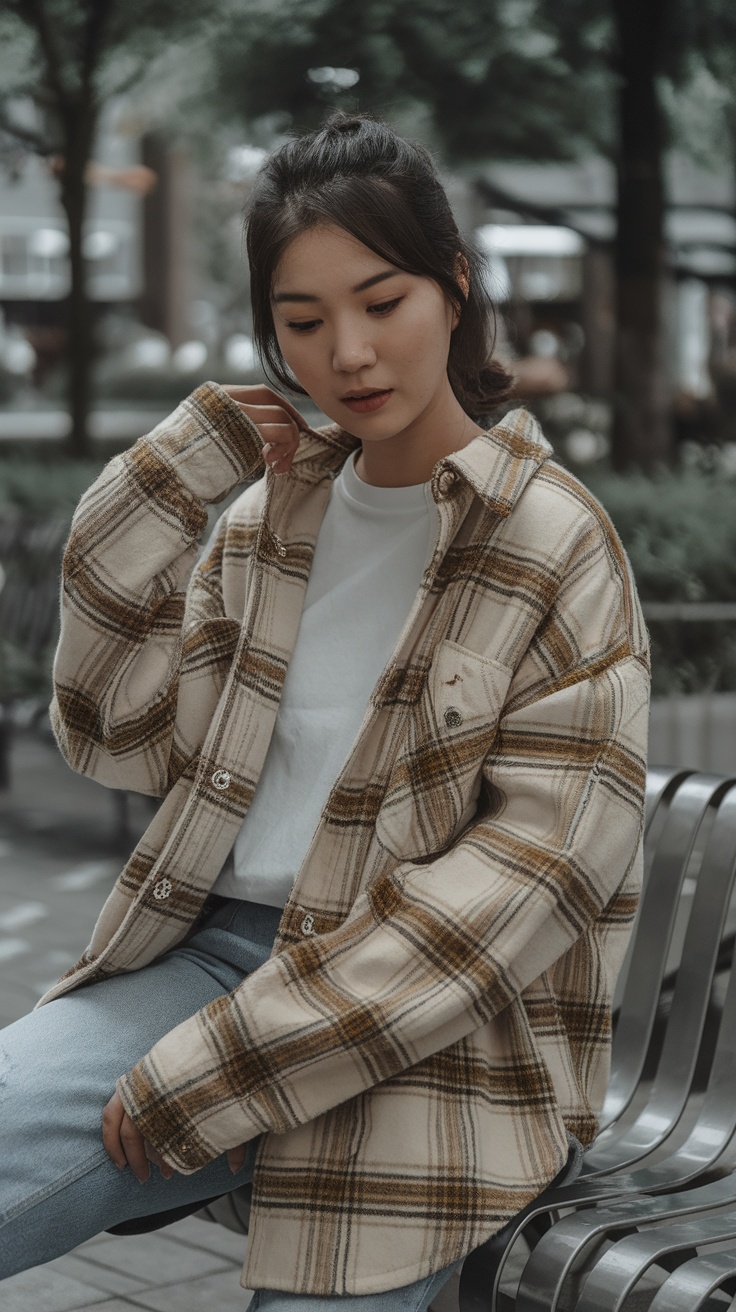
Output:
top-left (0, 895), bottom-right (463, 1309)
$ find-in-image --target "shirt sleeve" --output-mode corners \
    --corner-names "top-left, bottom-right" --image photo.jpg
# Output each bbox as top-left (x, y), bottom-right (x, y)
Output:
top-left (116, 643), bottom-right (650, 1173)
top-left (50, 382), bottom-right (266, 796)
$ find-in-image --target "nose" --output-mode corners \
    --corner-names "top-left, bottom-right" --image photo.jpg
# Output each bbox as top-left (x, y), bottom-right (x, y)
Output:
top-left (331, 322), bottom-right (377, 374)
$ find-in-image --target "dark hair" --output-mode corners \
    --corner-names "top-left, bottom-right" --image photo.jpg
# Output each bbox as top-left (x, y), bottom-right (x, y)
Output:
top-left (244, 112), bottom-right (514, 421)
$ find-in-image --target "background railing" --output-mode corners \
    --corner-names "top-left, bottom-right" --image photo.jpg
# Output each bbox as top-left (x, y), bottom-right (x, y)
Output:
top-left (644, 604), bottom-right (736, 773)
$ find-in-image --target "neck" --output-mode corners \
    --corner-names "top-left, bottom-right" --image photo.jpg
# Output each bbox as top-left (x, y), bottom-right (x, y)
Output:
top-left (353, 387), bottom-right (483, 488)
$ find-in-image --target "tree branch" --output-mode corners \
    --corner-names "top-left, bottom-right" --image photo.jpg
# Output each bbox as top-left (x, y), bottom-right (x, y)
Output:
top-left (19, 0), bottom-right (70, 109)
top-left (0, 105), bottom-right (53, 154)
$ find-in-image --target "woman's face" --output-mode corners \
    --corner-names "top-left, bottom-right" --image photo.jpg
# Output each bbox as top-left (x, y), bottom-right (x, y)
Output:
top-left (271, 223), bottom-right (460, 446)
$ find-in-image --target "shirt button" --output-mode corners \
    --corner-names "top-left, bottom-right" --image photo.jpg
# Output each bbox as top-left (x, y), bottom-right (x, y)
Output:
top-left (437, 470), bottom-right (458, 496)
top-left (301, 913), bottom-right (316, 937)
top-left (272, 534), bottom-right (287, 558)
top-left (212, 769), bottom-right (231, 790)
top-left (444, 706), bottom-right (463, 728)
top-left (153, 877), bottom-right (172, 900)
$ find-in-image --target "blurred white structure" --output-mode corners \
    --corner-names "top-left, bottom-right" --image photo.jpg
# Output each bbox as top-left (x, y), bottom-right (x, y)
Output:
top-left (0, 317), bottom-right (36, 376)
top-left (172, 340), bottom-right (208, 372)
top-left (307, 67), bottom-right (360, 89)
top-left (0, 100), bottom-right (142, 305)
top-left (224, 333), bottom-right (257, 372)
top-left (122, 336), bottom-right (170, 370)
top-left (677, 279), bottom-right (713, 398)
top-left (226, 145), bottom-right (268, 183)
top-left (476, 222), bottom-right (585, 303)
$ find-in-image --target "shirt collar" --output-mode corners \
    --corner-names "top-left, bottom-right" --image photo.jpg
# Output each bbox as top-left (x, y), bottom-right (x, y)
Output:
top-left (296, 407), bottom-right (553, 517)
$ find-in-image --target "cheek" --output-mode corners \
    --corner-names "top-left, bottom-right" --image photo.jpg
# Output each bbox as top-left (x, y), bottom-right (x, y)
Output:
top-left (393, 299), bottom-right (453, 376)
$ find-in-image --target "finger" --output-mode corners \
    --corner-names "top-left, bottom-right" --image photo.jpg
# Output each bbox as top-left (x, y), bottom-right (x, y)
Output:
top-left (255, 421), bottom-right (299, 450)
top-left (120, 1113), bottom-right (151, 1183)
top-left (222, 385), bottom-right (307, 431)
top-left (145, 1140), bottom-right (175, 1180)
top-left (101, 1092), bottom-right (128, 1170)
top-left (245, 420), bottom-right (301, 459)
top-left (238, 404), bottom-right (298, 428)
top-left (262, 447), bottom-right (295, 477)
top-left (227, 1143), bottom-right (248, 1175)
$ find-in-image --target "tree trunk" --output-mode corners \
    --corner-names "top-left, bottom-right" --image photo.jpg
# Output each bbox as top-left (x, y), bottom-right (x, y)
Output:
top-left (58, 105), bottom-right (96, 460)
top-left (611, 0), bottom-right (671, 470)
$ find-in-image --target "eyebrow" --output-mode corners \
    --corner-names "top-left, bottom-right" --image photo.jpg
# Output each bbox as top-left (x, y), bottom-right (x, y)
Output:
top-left (272, 270), bottom-right (399, 304)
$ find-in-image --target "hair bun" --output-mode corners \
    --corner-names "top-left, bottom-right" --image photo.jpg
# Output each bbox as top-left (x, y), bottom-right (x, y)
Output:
top-left (324, 111), bottom-right (374, 134)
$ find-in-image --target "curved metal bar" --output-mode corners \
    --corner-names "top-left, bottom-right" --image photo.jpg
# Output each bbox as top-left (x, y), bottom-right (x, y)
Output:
top-left (605, 767), bottom-right (695, 1062)
top-left (514, 1174), bottom-right (736, 1312)
top-left (575, 1208), bottom-right (736, 1312)
top-left (457, 1175), bottom-right (639, 1312)
top-left (647, 1250), bottom-right (736, 1311)
top-left (644, 768), bottom-right (694, 836)
top-left (595, 774), bottom-right (729, 1143)
top-left (587, 777), bottom-right (736, 1171)
top-left (630, 789), bottom-right (736, 1188)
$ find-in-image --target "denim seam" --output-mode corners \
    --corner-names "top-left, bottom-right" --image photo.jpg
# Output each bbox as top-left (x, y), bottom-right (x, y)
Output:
top-left (0, 1147), bottom-right (109, 1227)
top-left (408, 1259), bottom-right (464, 1312)
top-left (407, 1273), bottom-right (443, 1312)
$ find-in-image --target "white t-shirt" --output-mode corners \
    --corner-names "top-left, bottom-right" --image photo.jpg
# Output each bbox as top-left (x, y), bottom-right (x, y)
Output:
top-left (212, 449), bottom-right (434, 907)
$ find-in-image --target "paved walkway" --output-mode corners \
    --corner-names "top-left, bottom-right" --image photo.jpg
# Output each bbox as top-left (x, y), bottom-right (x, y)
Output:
top-left (0, 729), bottom-right (462, 1312)
top-left (2, 1217), bottom-right (256, 1312)
top-left (0, 731), bottom-right (261, 1310)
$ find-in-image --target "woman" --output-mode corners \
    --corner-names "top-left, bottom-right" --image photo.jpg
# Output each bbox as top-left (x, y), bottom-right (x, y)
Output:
top-left (0, 113), bottom-right (650, 1306)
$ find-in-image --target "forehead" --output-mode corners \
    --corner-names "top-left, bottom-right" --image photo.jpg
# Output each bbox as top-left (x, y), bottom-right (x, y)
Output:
top-left (273, 224), bottom-right (394, 292)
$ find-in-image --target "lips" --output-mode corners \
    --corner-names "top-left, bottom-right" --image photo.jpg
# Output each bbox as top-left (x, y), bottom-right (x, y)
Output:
top-left (341, 389), bottom-right (393, 414)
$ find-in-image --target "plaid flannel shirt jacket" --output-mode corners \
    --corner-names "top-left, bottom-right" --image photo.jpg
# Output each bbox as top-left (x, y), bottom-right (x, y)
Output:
top-left (40, 381), bottom-right (650, 1295)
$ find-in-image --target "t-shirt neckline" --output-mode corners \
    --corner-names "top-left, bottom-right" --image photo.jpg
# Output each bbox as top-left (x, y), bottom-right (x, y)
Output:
top-left (338, 448), bottom-right (430, 512)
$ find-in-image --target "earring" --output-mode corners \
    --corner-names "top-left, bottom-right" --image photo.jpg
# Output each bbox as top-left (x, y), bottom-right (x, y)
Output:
top-left (455, 254), bottom-right (471, 300)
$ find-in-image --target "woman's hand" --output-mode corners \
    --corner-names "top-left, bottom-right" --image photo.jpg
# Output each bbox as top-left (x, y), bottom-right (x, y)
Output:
top-left (221, 383), bottom-right (305, 477)
top-left (102, 1089), bottom-right (172, 1182)
top-left (102, 1089), bottom-right (248, 1181)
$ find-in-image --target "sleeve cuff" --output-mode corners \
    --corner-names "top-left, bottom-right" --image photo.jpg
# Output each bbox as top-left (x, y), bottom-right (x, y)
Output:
top-left (145, 381), bottom-right (268, 507)
top-left (116, 1066), bottom-right (218, 1174)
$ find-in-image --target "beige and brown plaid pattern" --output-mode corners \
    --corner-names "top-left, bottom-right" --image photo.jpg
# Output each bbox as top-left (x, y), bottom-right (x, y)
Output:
top-left (40, 382), bottom-right (650, 1294)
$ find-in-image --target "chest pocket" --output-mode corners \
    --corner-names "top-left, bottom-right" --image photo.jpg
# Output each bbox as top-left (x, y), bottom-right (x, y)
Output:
top-left (376, 638), bottom-right (513, 861)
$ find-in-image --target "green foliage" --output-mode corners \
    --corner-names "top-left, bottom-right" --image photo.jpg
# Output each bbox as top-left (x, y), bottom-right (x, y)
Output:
top-left (0, 458), bottom-right (104, 704)
top-left (585, 466), bottom-right (736, 603)
top-left (584, 465), bottom-right (736, 695)
top-left (0, 457), bottom-right (104, 517)
top-left (1, 0), bottom-right (225, 112)
top-left (0, 637), bottom-right (56, 704)
top-left (195, 0), bottom-right (736, 172)
top-left (204, 0), bottom-right (612, 164)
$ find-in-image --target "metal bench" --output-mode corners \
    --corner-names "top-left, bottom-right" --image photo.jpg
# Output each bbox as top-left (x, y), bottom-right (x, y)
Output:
top-left (458, 767), bottom-right (736, 1311)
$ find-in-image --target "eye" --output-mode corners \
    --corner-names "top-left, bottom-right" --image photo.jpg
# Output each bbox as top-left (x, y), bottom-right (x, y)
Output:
top-left (285, 318), bottom-right (321, 334)
top-left (368, 297), bottom-right (402, 316)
